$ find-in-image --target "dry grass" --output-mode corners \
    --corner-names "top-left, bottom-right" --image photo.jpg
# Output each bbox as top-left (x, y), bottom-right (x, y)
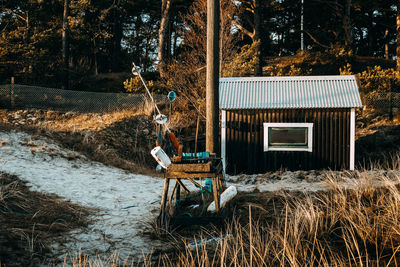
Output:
top-left (0, 172), bottom-right (92, 266)
top-left (0, 108), bottom-right (160, 174)
top-left (161, 170), bottom-right (400, 266)
top-left (62, 168), bottom-right (400, 266)
top-left (42, 109), bottom-right (146, 133)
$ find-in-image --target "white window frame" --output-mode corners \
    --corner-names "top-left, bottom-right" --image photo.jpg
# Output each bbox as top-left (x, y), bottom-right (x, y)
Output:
top-left (263, 122), bottom-right (313, 152)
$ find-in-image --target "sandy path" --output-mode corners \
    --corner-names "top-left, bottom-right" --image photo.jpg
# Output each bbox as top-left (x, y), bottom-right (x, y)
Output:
top-left (0, 130), bottom-right (166, 263)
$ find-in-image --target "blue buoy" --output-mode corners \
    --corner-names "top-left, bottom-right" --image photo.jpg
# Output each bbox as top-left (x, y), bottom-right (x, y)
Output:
top-left (168, 91), bottom-right (176, 102)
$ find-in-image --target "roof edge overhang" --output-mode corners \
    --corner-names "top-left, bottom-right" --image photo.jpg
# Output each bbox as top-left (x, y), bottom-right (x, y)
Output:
top-left (220, 75), bottom-right (356, 82)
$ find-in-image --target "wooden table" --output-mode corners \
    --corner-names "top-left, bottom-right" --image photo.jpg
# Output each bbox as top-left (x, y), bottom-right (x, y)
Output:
top-left (158, 158), bottom-right (224, 227)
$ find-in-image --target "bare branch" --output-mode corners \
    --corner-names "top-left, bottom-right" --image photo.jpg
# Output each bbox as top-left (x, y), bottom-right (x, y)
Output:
top-left (2, 8), bottom-right (27, 23)
top-left (303, 30), bottom-right (330, 49)
top-left (232, 19), bottom-right (255, 39)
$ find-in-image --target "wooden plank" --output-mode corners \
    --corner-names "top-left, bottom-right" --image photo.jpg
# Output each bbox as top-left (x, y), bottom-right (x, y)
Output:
top-left (227, 111), bottom-right (232, 173)
top-left (254, 110), bottom-right (260, 173)
top-left (234, 111), bottom-right (239, 174)
top-left (335, 110), bottom-right (339, 169)
top-left (250, 110), bottom-right (255, 172)
top-left (168, 181), bottom-right (178, 204)
top-left (320, 110), bottom-right (324, 168)
top-left (333, 110), bottom-right (337, 169)
top-left (166, 172), bottom-right (218, 179)
top-left (265, 110), bottom-right (269, 171)
top-left (176, 178), bottom-right (190, 193)
top-left (187, 177), bottom-right (210, 192)
top-left (338, 110), bottom-right (343, 168)
top-left (160, 178), bottom-right (170, 213)
top-left (325, 110), bottom-right (329, 167)
top-left (329, 110), bottom-right (334, 168)
top-left (212, 177), bottom-right (220, 212)
top-left (167, 162), bottom-right (211, 172)
top-left (345, 109), bottom-right (350, 169)
top-left (312, 110), bottom-right (317, 169)
top-left (239, 110), bottom-right (245, 173)
top-left (247, 110), bottom-right (252, 172)
top-left (158, 177), bottom-right (170, 227)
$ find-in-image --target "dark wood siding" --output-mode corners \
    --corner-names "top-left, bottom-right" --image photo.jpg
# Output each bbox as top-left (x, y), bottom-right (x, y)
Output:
top-left (225, 108), bottom-right (351, 174)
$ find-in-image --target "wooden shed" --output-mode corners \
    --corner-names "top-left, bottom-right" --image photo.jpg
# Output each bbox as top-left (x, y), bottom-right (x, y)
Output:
top-left (219, 75), bottom-right (363, 174)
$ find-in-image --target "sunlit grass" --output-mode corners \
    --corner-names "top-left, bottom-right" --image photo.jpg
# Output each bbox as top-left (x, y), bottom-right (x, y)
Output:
top-left (64, 163), bottom-right (400, 266)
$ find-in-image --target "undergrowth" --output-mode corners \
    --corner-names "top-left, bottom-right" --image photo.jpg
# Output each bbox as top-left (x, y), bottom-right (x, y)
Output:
top-left (0, 172), bottom-right (92, 266)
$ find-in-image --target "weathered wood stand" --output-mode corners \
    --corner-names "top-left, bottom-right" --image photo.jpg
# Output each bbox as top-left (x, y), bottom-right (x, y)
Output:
top-left (158, 158), bottom-right (224, 227)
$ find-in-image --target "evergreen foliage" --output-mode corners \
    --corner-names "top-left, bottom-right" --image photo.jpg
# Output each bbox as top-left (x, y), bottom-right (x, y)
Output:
top-left (0, 0), bottom-right (398, 94)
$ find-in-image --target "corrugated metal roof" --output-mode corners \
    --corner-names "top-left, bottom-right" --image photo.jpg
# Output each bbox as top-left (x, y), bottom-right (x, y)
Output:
top-left (219, 75), bottom-right (363, 109)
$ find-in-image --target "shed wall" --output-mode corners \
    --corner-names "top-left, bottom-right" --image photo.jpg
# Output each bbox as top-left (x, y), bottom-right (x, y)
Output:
top-left (225, 108), bottom-right (351, 174)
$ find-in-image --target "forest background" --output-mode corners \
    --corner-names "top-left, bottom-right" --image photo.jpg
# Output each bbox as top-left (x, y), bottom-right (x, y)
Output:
top-left (1, 0), bottom-right (400, 115)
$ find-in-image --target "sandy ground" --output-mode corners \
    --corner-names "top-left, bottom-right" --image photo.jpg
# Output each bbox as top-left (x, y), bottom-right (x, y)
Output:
top-left (1, 129), bottom-right (399, 264)
top-left (0, 130), bottom-right (167, 263)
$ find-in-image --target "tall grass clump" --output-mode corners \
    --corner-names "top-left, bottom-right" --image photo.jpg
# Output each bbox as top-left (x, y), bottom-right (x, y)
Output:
top-left (166, 170), bottom-right (400, 266)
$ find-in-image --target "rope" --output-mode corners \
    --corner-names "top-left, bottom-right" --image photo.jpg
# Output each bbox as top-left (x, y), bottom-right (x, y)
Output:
top-left (132, 62), bottom-right (161, 116)
top-left (132, 62), bottom-right (171, 132)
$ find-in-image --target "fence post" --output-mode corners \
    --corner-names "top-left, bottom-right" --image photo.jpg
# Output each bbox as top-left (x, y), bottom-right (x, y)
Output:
top-left (389, 91), bottom-right (393, 120)
top-left (10, 76), bottom-right (15, 108)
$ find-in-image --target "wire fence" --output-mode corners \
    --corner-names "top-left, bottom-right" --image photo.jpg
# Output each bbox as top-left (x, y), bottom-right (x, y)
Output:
top-left (0, 84), bottom-right (399, 115)
top-left (0, 84), bottom-right (168, 113)
top-left (363, 92), bottom-right (400, 117)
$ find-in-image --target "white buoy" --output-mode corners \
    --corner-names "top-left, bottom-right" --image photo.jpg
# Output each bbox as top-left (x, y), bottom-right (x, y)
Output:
top-left (151, 146), bottom-right (171, 169)
top-left (207, 185), bottom-right (237, 213)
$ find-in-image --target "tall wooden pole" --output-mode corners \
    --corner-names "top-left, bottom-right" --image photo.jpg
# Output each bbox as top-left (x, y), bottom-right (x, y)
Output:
top-left (206, 0), bottom-right (220, 154)
top-left (397, 3), bottom-right (400, 70)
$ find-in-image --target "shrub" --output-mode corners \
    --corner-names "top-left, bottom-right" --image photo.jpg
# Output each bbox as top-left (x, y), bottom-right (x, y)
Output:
top-left (223, 41), bottom-right (260, 77)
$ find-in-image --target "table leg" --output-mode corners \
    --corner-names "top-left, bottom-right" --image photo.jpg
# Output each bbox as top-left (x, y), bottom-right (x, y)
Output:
top-left (176, 183), bottom-right (181, 209)
top-left (212, 178), bottom-right (220, 212)
top-left (176, 178), bottom-right (190, 193)
top-left (168, 180), bottom-right (178, 205)
top-left (159, 177), bottom-right (170, 227)
top-left (218, 174), bottom-right (225, 191)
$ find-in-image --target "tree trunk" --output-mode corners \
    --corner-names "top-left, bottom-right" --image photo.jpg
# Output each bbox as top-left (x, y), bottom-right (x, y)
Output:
top-left (23, 11), bottom-right (30, 43)
top-left (343, 0), bottom-right (352, 48)
top-left (232, 0), bottom-right (262, 75)
top-left (111, 8), bottom-right (123, 72)
top-left (62, 0), bottom-right (70, 90)
top-left (397, 4), bottom-right (400, 70)
top-left (385, 28), bottom-right (389, 59)
top-left (158, 0), bottom-right (172, 78)
top-left (93, 39), bottom-right (98, 75)
top-left (254, 0), bottom-right (262, 76)
top-left (166, 18), bottom-right (172, 61)
top-left (368, 11), bottom-right (374, 56)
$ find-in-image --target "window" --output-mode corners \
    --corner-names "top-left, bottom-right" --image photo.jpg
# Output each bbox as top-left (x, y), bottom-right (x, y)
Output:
top-left (263, 123), bottom-right (313, 152)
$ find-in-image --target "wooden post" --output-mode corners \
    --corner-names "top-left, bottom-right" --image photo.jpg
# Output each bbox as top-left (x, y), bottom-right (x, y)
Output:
top-left (10, 77), bottom-right (15, 108)
top-left (212, 177), bottom-right (220, 212)
top-left (221, 110), bottom-right (226, 173)
top-left (194, 115), bottom-right (200, 155)
top-left (350, 108), bottom-right (355, 170)
top-left (159, 177), bottom-right (170, 227)
top-left (206, 0), bottom-right (220, 155)
top-left (389, 92), bottom-right (393, 121)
